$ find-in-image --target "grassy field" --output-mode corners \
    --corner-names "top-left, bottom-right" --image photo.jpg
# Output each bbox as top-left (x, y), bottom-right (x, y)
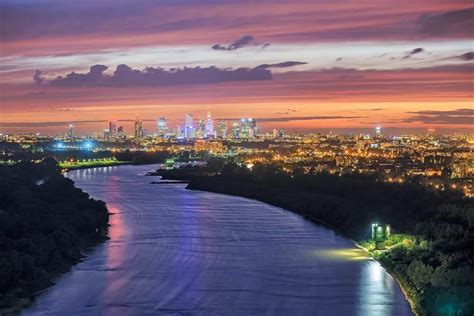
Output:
top-left (59, 158), bottom-right (130, 170)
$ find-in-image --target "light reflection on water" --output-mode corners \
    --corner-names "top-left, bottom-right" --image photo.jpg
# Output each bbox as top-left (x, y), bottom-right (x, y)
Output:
top-left (314, 248), bottom-right (370, 261)
top-left (23, 164), bottom-right (412, 316)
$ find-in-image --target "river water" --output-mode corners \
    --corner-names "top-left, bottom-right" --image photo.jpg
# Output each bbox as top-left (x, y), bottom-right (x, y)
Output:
top-left (22, 164), bottom-right (412, 315)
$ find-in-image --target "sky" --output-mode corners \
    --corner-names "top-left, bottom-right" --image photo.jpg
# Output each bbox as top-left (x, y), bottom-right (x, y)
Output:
top-left (0, 0), bottom-right (473, 135)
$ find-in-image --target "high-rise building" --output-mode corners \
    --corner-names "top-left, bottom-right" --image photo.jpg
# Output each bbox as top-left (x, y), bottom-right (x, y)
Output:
top-left (205, 112), bottom-right (215, 138)
top-left (273, 128), bottom-right (284, 139)
top-left (103, 129), bottom-right (110, 140)
top-left (239, 118), bottom-right (257, 138)
top-left (232, 122), bottom-right (240, 139)
top-left (109, 120), bottom-right (118, 137)
top-left (117, 126), bottom-right (125, 139)
top-left (184, 114), bottom-right (195, 139)
top-left (134, 118), bottom-right (144, 139)
top-left (65, 124), bottom-right (74, 140)
top-left (157, 117), bottom-right (167, 136)
top-left (250, 118), bottom-right (257, 136)
top-left (375, 126), bottom-right (382, 138)
top-left (184, 114), bottom-right (193, 129)
top-left (196, 119), bottom-right (205, 138)
top-left (217, 121), bottom-right (228, 139)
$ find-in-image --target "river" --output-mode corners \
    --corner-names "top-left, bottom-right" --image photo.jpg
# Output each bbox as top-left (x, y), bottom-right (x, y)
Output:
top-left (22, 164), bottom-right (412, 315)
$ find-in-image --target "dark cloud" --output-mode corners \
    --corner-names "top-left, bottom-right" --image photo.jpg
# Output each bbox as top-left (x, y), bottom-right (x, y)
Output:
top-left (404, 108), bottom-right (473, 125)
top-left (407, 109), bottom-right (474, 116)
top-left (336, 57), bottom-right (343, 62)
top-left (403, 115), bottom-right (473, 125)
top-left (46, 64), bottom-right (272, 87)
top-left (418, 8), bottom-right (474, 37)
top-left (402, 47), bottom-right (424, 59)
top-left (458, 52), bottom-right (474, 61)
top-left (254, 61), bottom-right (307, 70)
top-left (410, 48), bottom-right (424, 55)
top-left (51, 65), bottom-right (108, 87)
top-left (33, 70), bottom-right (44, 86)
top-left (212, 35), bottom-right (269, 51)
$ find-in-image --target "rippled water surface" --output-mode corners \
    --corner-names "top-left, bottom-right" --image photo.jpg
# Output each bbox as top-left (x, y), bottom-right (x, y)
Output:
top-left (22, 165), bottom-right (412, 315)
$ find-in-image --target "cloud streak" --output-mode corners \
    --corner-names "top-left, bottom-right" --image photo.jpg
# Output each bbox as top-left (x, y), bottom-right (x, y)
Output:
top-left (2, 1), bottom-right (472, 58)
top-left (212, 35), bottom-right (268, 51)
top-left (402, 47), bottom-right (424, 59)
top-left (404, 108), bottom-right (473, 125)
top-left (254, 61), bottom-right (307, 70)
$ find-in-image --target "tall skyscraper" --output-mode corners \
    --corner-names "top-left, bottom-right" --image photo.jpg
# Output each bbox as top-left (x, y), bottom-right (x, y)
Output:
top-left (196, 119), bottom-right (205, 138)
top-left (375, 126), bottom-right (382, 138)
top-left (184, 114), bottom-right (193, 129)
top-left (103, 129), bottom-right (110, 140)
top-left (65, 124), bottom-right (74, 140)
top-left (134, 118), bottom-right (143, 139)
top-left (249, 118), bottom-right (257, 138)
top-left (156, 117), bottom-right (167, 136)
top-left (239, 118), bottom-right (257, 138)
top-left (184, 114), bottom-right (195, 139)
top-left (205, 112), bottom-right (215, 138)
top-left (232, 122), bottom-right (240, 139)
top-left (117, 126), bottom-right (125, 139)
top-left (217, 121), bottom-right (227, 139)
top-left (273, 128), bottom-right (284, 139)
top-left (109, 120), bottom-right (118, 137)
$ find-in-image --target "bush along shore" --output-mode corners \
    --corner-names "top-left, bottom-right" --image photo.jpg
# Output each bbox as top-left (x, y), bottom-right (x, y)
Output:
top-left (158, 163), bottom-right (474, 316)
top-left (0, 158), bottom-right (109, 312)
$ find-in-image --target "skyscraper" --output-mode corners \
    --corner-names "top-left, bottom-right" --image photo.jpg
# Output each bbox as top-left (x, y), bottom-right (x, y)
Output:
top-left (109, 120), bottom-right (118, 137)
top-left (134, 118), bottom-right (143, 139)
top-left (157, 117), bottom-right (167, 136)
top-left (65, 124), bottom-right (74, 140)
top-left (239, 118), bottom-right (257, 139)
top-left (376, 126), bottom-right (382, 138)
top-left (217, 121), bottom-right (227, 139)
top-left (184, 114), bottom-right (195, 139)
top-left (232, 122), bottom-right (240, 139)
top-left (205, 112), bottom-right (215, 138)
top-left (184, 114), bottom-right (193, 129)
top-left (196, 119), bottom-right (205, 138)
top-left (103, 129), bottom-right (110, 140)
top-left (117, 126), bottom-right (125, 139)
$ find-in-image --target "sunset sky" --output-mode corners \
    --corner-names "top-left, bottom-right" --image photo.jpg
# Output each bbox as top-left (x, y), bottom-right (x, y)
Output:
top-left (1, 0), bottom-right (473, 135)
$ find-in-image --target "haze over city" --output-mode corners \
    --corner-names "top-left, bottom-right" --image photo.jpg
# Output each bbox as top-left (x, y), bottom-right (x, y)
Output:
top-left (1, 0), bottom-right (473, 135)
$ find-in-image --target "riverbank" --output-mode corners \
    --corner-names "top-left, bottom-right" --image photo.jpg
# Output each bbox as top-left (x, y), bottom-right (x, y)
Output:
top-left (156, 166), bottom-right (473, 315)
top-left (183, 178), bottom-right (419, 315)
top-left (0, 236), bottom-right (108, 315)
top-left (0, 160), bottom-right (109, 313)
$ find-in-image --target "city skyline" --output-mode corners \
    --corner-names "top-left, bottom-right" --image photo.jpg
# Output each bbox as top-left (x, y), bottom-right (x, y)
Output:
top-left (6, 112), bottom-right (462, 139)
top-left (1, 0), bottom-right (473, 135)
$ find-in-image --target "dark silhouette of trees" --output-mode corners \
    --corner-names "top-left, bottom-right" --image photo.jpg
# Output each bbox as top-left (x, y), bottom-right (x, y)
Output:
top-left (0, 159), bottom-right (109, 309)
top-left (160, 162), bottom-right (474, 315)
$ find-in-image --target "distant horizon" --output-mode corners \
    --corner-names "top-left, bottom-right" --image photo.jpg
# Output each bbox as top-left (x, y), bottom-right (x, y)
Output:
top-left (2, 123), bottom-right (472, 137)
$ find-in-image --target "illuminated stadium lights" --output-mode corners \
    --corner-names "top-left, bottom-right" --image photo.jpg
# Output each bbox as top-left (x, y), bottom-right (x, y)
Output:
top-left (83, 140), bottom-right (94, 150)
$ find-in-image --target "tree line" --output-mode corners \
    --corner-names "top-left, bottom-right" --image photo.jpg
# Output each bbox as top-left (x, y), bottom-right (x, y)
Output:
top-left (0, 158), bottom-right (109, 309)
